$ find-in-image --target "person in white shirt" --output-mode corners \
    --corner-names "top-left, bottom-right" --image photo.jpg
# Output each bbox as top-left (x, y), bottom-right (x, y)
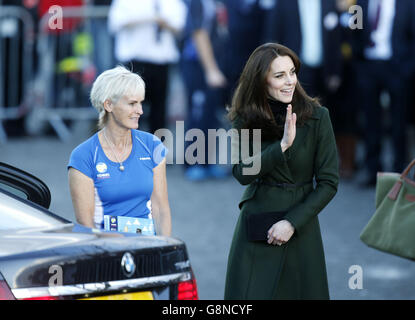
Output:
top-left (108, 0), bottom-right (187, 134)
top-left (353, 0), bottom-right (415, 187)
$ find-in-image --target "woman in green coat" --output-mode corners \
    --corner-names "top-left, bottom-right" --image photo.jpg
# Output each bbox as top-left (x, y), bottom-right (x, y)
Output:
top-left (224, 43), bottom-right (339, 300)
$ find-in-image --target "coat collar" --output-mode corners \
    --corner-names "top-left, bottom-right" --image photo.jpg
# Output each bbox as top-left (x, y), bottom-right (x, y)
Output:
top-left (288, 106), bottom-right (322, 157)
top-left (309, 106), bottom-right (323, 120)
top-left (288, 123), bottom-right (309, 158)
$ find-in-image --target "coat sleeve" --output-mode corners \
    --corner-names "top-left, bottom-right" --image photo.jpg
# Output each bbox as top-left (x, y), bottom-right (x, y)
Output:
top-left (231, 121), bottom-right (291, 186)
top-left (284, 108), bottom-right (339, 234)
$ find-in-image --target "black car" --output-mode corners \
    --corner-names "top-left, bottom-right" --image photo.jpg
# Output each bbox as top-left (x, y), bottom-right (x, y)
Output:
top-left (0, 162), bottom-right (198, 300)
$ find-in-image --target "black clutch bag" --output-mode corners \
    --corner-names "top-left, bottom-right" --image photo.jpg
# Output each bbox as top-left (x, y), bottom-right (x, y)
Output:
top-left (247, 211), bottom-right (287, 241)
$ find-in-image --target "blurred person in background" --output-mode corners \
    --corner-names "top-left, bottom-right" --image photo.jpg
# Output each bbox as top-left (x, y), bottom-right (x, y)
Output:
top-left (37, 0), bottom-right (89, 117)
top-left (225, 0), bottom-right (276, 92)
top-left (180, 0), bottom-right (231, 181)
top-left (352, 0), bottom-right (415, 187)
top-left (68, 66), bottom-right (171, 236)
top-left (108, 0), bottom-right (187, 134)
top-left (333, 0), bottom-right (359, 179)
top-left (38, 0), bottom-right (84, 32)
top-left (225, 43), bottom-right (339, 299)
top-left (90, 0), bottom-right (115, 76)
top-left (264, 0), bottom-right (342, 107)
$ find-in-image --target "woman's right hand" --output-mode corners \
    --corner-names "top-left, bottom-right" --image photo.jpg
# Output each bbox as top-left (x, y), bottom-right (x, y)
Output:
top-left (267, 220), bottom-right (295, 246)
top-left (280, 104), bottom-right (297, 152)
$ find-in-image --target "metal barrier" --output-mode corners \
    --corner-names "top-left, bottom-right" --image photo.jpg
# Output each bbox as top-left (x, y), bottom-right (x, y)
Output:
top-left (0, 5), bottom-right (35, 143)
top-left (29, 5), bottom-right (113, 141)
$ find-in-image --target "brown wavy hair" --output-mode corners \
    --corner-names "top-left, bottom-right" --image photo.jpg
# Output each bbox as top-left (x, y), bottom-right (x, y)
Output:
top-left (227, 43), bottom-right (320, 140)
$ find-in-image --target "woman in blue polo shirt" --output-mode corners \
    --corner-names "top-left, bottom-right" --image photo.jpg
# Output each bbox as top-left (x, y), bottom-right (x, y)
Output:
top-left (67, 66), bottom-right (170, 236)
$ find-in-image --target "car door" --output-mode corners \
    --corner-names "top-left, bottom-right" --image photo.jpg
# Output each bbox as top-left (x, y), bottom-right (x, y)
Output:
top-left (0, 162), bottom-right (51, 209)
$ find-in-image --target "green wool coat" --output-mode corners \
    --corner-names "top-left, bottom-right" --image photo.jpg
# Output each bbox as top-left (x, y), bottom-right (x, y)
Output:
top-left (224, 106), bottom-right (339, 300)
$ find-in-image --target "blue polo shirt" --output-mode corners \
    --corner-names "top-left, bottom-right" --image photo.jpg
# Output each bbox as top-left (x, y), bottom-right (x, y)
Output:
top-left (68, 130), bottom-right (167, 229)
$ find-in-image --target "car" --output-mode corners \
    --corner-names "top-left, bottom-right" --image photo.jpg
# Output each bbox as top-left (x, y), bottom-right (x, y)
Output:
top-left (0, 162), bottom-right (198, 300)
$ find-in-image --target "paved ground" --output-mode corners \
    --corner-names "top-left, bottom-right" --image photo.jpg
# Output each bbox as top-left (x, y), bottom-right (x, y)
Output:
top-left (2, 129), bottom-right (415, 300)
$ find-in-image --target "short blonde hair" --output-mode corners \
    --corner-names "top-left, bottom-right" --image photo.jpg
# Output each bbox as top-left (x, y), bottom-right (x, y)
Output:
top-left (90, 65), bottom-right (145, 129)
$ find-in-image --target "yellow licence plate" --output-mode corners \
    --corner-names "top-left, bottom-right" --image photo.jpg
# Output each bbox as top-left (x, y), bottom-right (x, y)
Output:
top-left (80, 291), bottom-right (153, 300)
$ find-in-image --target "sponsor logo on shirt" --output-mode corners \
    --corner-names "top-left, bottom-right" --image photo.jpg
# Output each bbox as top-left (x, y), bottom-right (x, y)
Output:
top-left (139, 157), bottom-right (151, 160)
top-left (96, 162), bottom-right (107, 173)
top-left (96, 162), bottom-right (110, 179)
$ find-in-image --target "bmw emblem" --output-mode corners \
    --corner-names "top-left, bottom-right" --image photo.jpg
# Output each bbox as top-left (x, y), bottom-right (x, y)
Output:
top-left (121, 252), bottom-right (136, 278)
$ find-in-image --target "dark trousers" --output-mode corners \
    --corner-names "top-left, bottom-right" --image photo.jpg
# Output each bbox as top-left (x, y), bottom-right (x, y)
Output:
top-left (180, 59), bottom-right (229, 166)
top-left (357, 60), bottom-right (409, 176)
top-left (129, 61), bottom-right (169, 134)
